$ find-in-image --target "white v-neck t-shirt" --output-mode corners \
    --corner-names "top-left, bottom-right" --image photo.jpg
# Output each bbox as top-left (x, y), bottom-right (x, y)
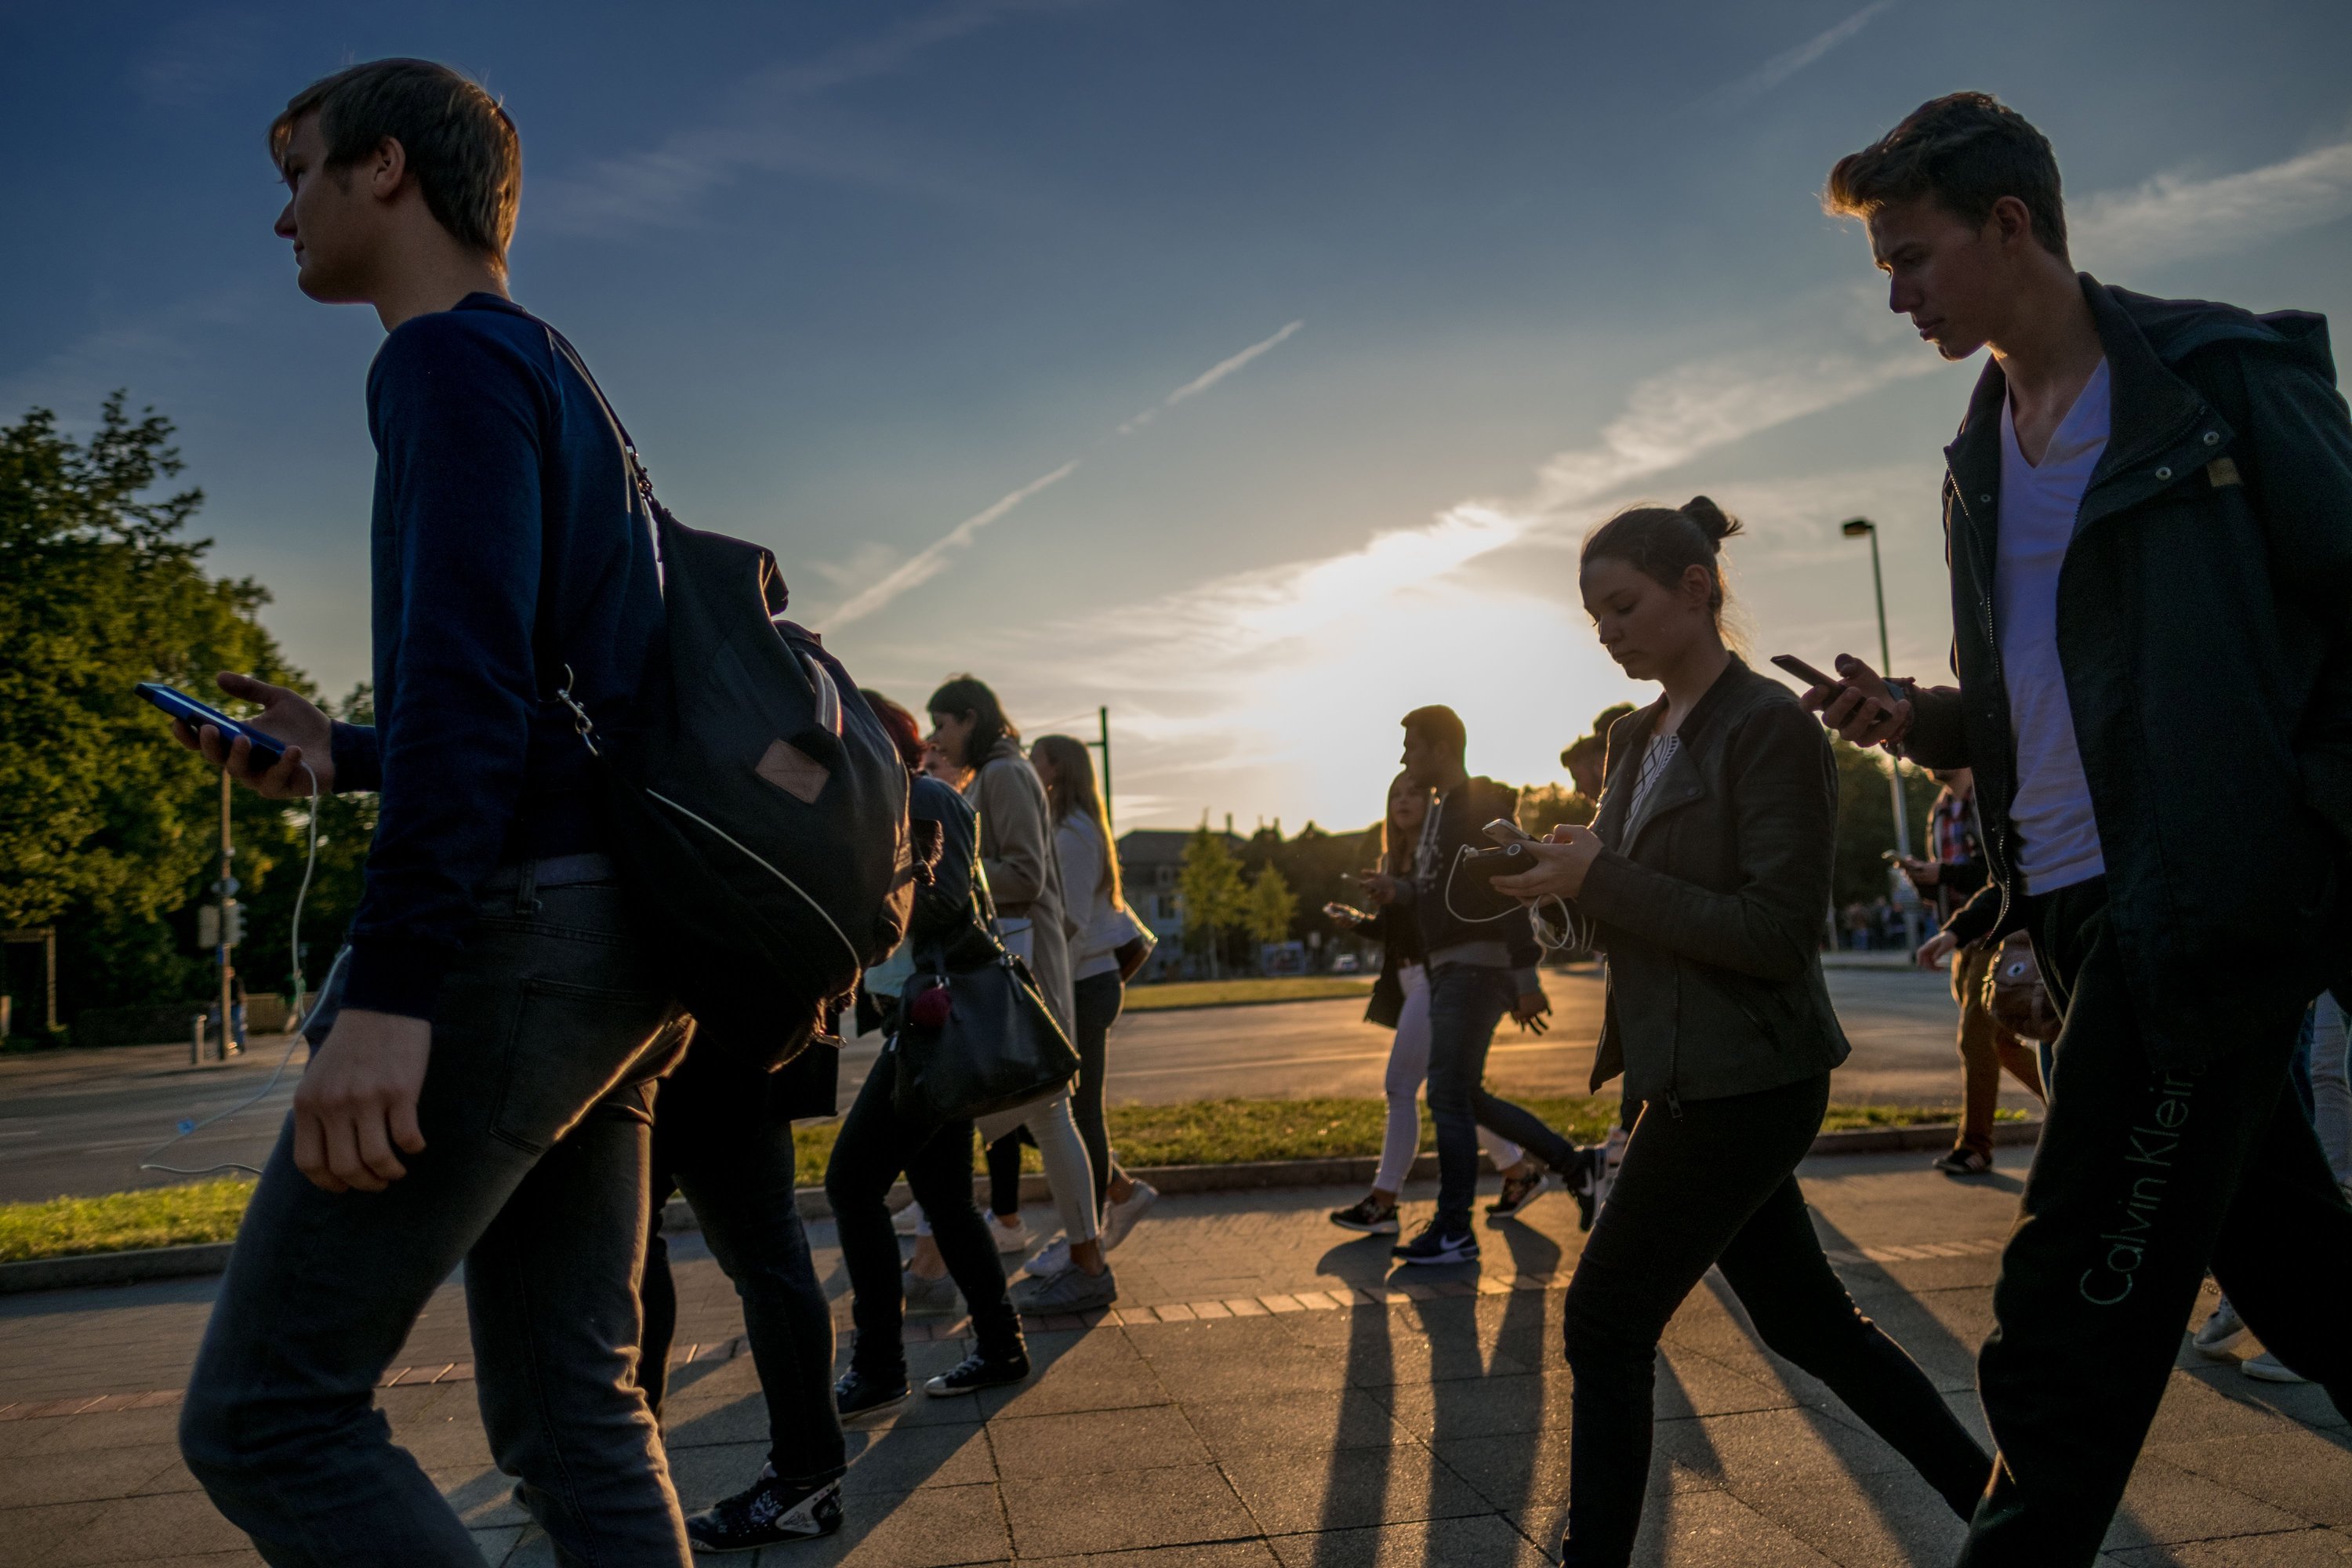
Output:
top-left (1994, 358), bottom-right (2111, 894)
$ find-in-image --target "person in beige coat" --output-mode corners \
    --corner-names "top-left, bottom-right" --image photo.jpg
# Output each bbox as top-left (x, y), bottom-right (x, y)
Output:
top-left (924, 677), bottom-right (1116, 1314)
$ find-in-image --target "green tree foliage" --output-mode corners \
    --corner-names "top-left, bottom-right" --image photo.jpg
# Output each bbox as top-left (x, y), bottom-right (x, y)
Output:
top-left (1515, 782), bottom-right (1595, 834)
top-left (1830, 738), bottom-right (1940, 909)
top-left (1176, 827), bottom-right (1246, 973)
top-left (0, 397), bottom-right (374, 1029)
top-left (1241, 863), bottom-right (1298, 946)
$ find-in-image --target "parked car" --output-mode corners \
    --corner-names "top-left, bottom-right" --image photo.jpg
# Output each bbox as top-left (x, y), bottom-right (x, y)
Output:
top-left (1330, 953), bottom-right (1360, 974)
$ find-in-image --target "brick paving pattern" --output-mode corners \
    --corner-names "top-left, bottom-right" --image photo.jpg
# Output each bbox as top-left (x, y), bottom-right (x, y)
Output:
top-left (0, 1150), bottom-right (2347, 1563)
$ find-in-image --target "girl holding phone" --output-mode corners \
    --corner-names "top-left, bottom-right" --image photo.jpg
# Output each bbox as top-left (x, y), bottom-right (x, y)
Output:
top-left (1491, 497), bottom-right (1989, 1566)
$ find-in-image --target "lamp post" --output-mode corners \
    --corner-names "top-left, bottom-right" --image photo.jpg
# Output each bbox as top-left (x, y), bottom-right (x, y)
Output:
top-left (1842, 517), bottom-right (1920, 955)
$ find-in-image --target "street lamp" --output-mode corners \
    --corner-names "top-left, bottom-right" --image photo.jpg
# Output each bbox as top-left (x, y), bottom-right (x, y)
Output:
top-left (1842, 517), bottom-right (1920, 955)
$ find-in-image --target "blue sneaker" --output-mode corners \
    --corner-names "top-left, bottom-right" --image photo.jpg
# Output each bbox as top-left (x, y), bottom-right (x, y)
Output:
top-left (1392, 1219), bottom-right (1479, 1266)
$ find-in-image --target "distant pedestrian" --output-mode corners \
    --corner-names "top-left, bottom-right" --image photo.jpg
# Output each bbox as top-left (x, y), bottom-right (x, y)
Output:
top-left (925, 677), bottom-right (1116, 1312)
top-left (1327, 770), bottom-right (1557, 1236)
top-left (1902, 768), bottom-right (2044, 1175)
top-left (826, 694), bottom-right (1032, 1414)
top-left (1497, 496), bottom-right (1991, 1566)
top-left (1359, 706), bottom-right (1592, 1265)
top-left (1027, 733), bottom-right (1160, 1265)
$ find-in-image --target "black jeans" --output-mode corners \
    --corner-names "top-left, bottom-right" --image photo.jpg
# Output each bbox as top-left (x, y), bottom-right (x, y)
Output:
top-left (1560, 1073), bottom-right (1991, 1567)
top-left (1962, 877), bottom-right (2352, 1563)
top-left (639, 1046), bottom-right (846, 1487)
top-left (180, 874), bottom-right (694, 1567)
top-left (1425, 963), bottom-right (1577, 1232)
top-left (825, 1051), bottom-right (1023, 1378)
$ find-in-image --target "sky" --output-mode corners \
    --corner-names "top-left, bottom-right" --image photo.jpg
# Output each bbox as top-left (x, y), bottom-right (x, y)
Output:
top-left (7, 0), bottom-right (2352, 836)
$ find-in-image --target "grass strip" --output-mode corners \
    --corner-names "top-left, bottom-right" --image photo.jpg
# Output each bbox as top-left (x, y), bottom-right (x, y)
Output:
top-left (0, 1099), bottom-right (2020, 1262)
top-left (1122, 977), bottom-right (1374, 1011)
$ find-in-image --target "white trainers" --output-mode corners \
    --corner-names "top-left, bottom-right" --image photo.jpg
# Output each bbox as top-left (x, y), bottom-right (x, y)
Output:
top-left (1026, 1236), bottom-right (1073, 1278)
top-left (1100, 1180), bottom-right (1158, 1252)
top-left (990, 1213), bottom-right (1036, 1254)
top-left (2243, 1349), bottom-right (2310, 1384)
top-left (891, 1201), bottom-right (927, 1236)
top-left (2192, 1297), bottom-right (2249, 1360)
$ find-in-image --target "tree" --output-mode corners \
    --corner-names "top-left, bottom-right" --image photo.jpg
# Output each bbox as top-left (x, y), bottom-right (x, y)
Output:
top-left (1241, 864), bottom-right (1297, 948)
top-left (1176, 827), bottom-right (1246, 976)
top-left (1515, 782), bottom-right (1595, 834)
top-left (1830, 738), bottom-right (1941, 909)
top-left (0, 395), bottom-right (370, 1029)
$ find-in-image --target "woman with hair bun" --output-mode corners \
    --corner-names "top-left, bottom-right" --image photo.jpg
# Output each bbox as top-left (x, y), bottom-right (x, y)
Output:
top-left (1493, 497), bottom-right (1990, 1566)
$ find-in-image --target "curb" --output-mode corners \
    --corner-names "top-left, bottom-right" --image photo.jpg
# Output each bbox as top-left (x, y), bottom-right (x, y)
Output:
top-left (0, 1120), bottom-right (2041, 1294)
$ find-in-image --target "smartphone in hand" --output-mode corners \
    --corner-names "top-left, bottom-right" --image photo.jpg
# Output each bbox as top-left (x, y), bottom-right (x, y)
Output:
top-left (135, 682), bottom-right (288, 765)
top-left (1769, 654), bottom-right (1841, 690)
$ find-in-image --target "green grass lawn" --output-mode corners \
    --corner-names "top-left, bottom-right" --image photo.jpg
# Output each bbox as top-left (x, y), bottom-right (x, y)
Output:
top-left (1123, 976), bottom-right (1374, 1011)
top-left (0, 1098), bottom-right (2018, 1264)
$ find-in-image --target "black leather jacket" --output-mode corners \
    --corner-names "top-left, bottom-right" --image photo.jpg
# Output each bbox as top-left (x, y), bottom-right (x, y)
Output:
top-left (1577, 659), bottom-right (1850, 1109)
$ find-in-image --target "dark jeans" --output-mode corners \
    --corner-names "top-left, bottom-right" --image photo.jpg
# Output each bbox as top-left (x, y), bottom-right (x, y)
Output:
top-left (640, 1047), bottom-right (845, 1486)
top-left (1962, 877), bottom-right (2352, 1563)
top-left (1560, 1074), bottom-right (1990, 1566)
top-left (1425, 963), bottom-right (1575, 1232)
top-left (180, 874), bottom-right (693, 1568)
top-left (1072, 969), bottom-right (1124, 1211)
top-left (825, 1052), bottom-right (1023, 1377)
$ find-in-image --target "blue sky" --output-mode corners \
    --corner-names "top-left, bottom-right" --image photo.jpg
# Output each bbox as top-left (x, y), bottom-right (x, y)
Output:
top-left (8, 0), bottom-right (2352, 832)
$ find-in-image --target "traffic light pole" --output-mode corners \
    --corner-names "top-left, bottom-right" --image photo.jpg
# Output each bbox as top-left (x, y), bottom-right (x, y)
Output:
top-left (216, 769), bottom-right (238, 1062)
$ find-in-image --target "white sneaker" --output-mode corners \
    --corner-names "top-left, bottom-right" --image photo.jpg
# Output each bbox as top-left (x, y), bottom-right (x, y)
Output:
top-left (1026, 1236), bottom-right (1073, 1278)
top-left (2243, 1349), bottom-right (2311, 1385)
top-left (990, 1214), bottom-right (1036, 1254)
top-left (902, 1267), bottom-right (960, 1312)
top-left (2192, 1297), bottom-right (2249, 1360)
top-left (891, 1201), bottom-right (927, 1236)
top-left (1099, 1180), bottom-right (1158, 1252)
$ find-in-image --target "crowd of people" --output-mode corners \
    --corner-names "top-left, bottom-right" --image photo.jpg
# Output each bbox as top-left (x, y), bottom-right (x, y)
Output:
top-left (159, 58), bottom-right (2352, 1568)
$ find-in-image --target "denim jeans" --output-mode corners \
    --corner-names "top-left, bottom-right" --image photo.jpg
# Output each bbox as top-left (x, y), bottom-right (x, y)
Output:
top-left (826, 1054), bottom-right (1023, 1377)
top-left (1424, 963), bottom-right (1575, 1232)
top-left (180, 873), bottom-right (694, 1568)
top-left (640, 1043), bottom-right (845, 1487)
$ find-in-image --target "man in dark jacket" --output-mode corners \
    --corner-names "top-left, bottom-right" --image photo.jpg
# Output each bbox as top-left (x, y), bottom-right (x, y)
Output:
top-left (1363, 706), bottom-right (1586, 1264)
top-left (1810, 93), bottom-right (2352, 1562)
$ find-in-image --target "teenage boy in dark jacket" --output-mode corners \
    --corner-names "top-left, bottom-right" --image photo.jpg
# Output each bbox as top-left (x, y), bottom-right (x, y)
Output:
top-left (171, 60), bottom-right (695, 1563)
top-left (1809, 92), bottom-right (2352, 1563)
top-left (1363, 706), bottom-right (1588, 1263)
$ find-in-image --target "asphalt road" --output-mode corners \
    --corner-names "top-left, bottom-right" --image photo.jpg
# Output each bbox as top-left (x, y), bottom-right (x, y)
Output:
top-left (0, 964), bottom-right (2019, 1203)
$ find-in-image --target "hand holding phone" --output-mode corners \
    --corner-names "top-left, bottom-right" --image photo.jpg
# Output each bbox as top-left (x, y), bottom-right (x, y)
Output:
top-left (1323, 901), bottom-right (1372, 929)
top-left (1777, 653), bottom-right (1909, 749)
top-left (146, 673), bottom-right (336, 797)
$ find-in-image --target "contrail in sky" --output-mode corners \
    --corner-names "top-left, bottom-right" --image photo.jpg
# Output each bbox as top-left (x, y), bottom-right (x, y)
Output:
top-left (1120, 320), bottom-right (1305, 433)
top-left (829, 319), bottom-right (1305, 624)
top-left (826, 460), bottom-right (1080, 627)
top-left (1714, 0), bottom-right (1896, 107)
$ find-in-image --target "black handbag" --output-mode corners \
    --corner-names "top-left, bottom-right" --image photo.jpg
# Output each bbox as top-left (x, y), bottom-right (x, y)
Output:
top-left (890, 952), bottom-right (1079, 1125)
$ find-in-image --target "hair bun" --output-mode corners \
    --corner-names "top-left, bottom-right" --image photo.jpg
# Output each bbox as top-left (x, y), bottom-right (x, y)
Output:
top-left (1680, 495), bottom-right (1742, 548)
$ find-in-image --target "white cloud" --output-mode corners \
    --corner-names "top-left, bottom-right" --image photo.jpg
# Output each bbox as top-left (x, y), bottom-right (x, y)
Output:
top-left (1713, 0), bottom-right (1897, 109)
top-left (2073, 139), bottom-right (2352, 271)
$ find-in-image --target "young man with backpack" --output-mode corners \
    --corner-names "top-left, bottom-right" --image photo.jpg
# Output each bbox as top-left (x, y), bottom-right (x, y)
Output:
top-left (1361, 706), bottom-right (1592, 1264)
top-left (172, 60), bottom-right (697, 1563)
top-left (1808, 92), bottom-right (2352, 1561)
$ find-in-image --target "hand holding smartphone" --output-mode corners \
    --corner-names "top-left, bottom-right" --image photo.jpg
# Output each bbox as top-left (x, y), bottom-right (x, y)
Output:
top-left (136, 683), bottom-right (289, 765)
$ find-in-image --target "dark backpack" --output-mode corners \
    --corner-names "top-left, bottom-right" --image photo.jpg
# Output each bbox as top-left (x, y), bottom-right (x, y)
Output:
top-left (547, 333), bottom-right (913, 1069)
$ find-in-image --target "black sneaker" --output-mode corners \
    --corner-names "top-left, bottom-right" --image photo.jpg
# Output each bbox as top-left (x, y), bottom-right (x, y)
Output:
top-left (1486, 1166), bottom-right (1555, 1221)
top-left (686, 1468), bottom-right (843, 1553)
top-left (1559, 1147), bottom-right (1600, 1232)
top-left (924, 1347), bottom-right (1031, 1397)
top-left (833, 1366), bottom-right (909, 1421)
top-left (1329, 1196), bottom-right (1401, 1234)
top-left (1392, 1220), bottom-right (1479, 1266)
top-left (1932, 1146), bottom-right (1993, 1177)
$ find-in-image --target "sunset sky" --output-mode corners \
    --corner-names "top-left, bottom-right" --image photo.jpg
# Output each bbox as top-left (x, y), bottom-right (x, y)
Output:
top-left (8, 0), bottom-right (2352, 833)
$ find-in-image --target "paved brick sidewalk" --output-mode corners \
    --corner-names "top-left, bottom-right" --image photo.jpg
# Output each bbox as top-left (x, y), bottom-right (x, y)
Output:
top-left (0, 1150), bottom-right (2347, 1565)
